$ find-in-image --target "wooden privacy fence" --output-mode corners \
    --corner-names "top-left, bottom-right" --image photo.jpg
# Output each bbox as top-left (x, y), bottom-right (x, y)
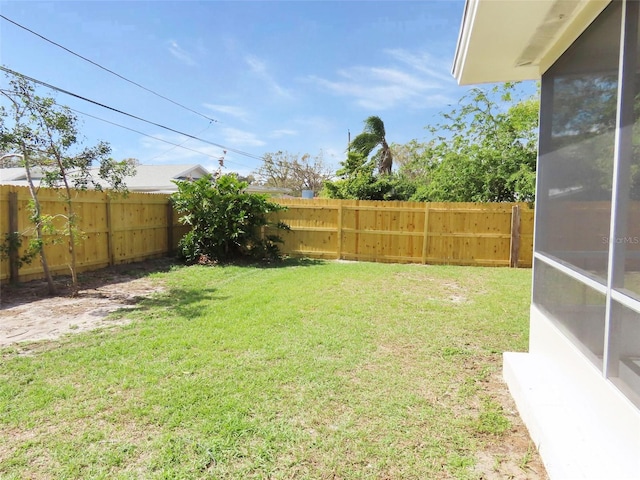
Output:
top-left (0, 185), bottom-right (533, 284)
top-left (268, 198), bottom-right (534, 267)
top-left (0, 185), bottom-right (187, 284)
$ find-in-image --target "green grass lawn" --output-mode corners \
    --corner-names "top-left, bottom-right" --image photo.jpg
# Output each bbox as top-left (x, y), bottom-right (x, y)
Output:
top-left (0, 260), bottom-right (541, 479)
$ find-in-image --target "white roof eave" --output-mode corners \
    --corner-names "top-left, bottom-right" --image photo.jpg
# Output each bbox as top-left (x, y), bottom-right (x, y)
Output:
top-left (452, 0), bottom-right (611, 86)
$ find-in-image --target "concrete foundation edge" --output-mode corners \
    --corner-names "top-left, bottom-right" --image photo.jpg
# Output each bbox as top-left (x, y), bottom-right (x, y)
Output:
top-left (503, 306), bottom-right (640, 479)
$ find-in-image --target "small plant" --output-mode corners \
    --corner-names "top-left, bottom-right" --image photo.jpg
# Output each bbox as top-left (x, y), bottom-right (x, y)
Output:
top-left (519, 442), bottom-right (536, 471)
top-left (475, 397), bottom-right (511, 435)
top-left (171, 173), bottom-right (289, 264)
top-left (0, 231), bottom-right (40, 270)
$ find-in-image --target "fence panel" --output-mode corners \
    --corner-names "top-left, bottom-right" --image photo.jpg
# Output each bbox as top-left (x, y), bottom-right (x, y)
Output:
top-left (270, 198), bottom-right (340, 259)
top-left (271, 199), bottom-right (534, 267)
top-left (108, 194), bottom-right (171, 264)
top-left (0, 185), bottom-right (179, 284)
top-left (1, 186), bottom-right (534, 284)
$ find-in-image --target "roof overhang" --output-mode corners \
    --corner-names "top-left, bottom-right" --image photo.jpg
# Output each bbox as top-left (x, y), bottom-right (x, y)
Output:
top-left (452, 0), bottom-right (611, 85)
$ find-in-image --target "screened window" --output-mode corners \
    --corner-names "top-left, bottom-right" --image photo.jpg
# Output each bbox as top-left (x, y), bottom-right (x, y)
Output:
top-left (536, 1), bottom-right (621, 281)
top-left (533, 259), bottom-right (606, 367)
top-left (608, 301), bottom-right (640, 406)
top-left (621, 1), bottom-right (640, 299)
top-left (534, 0), bottom-right (640, 409)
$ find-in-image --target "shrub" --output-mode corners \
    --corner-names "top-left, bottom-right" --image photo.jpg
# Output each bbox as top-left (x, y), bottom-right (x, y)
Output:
top-left (171, 174), bottom-right (289, 263)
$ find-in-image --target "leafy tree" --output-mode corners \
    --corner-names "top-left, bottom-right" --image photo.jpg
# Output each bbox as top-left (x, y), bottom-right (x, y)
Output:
top-left (323, 116), bottom-right (401, 200)
top-left (416, 83), bottom-right (539, 203)
top-left (350, 115), bottom-right (393, 175)
top-left (392, 140), bottom-right (437, 200)
top-left (325, 86), bottom-right (538, 203)
top-left (236, 173), bottom-right (256, 185)
top-left (322, 151), bottom-right (413, 200)
top-left (321, 152), bottom-right (385, 199)
top-left (0, 71), bottom-right (134, 294)
top-left (122, 157), bottom-right (140, 167)
top-left (171, 173), bottom-right (289, 263)
top-left (254, 150), bottom-right (333, 196)
top-left (0, 152), bottom-right (23, 167)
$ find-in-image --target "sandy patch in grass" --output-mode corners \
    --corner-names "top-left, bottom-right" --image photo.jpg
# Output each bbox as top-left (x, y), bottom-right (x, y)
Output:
top-left (0, 259), bottom-right (172, 348)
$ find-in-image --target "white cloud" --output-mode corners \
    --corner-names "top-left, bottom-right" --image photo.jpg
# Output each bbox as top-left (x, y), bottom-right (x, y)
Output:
top-left (221, 127), bottom-right (266, 148)
top-left (322, 147), bottom-right (343, 161)
top-left (203, 103), bottom-right (250, 121)
top-left (368, 67), bottom-right (440, 91)
top-left (245, 54), bottom-right (294, 100)
top-left (294, 115), bottom-right (335, 134)
top-left (306, 48), bottom-right (456, 110)
top-left (383, 49), bottom-right (453, 83)
top-left (270, 129), bottom-right (298, 138)
top-left (168, 40), bottom-right (197, 66)
top-left (137, 133), bottom-right (223, 164)
top-left (245, 55), bottom-right (266, 75)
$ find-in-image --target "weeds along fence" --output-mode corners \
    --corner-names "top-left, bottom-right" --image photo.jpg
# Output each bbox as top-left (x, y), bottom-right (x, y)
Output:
top-left (0, 185), bottom-right (534, 285)
top-left (269, 198), bottom-right (533, 267)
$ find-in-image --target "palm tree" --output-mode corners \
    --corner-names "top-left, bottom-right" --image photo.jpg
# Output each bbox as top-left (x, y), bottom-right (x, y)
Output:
top-left (349, 116), bottom-right (393, 175)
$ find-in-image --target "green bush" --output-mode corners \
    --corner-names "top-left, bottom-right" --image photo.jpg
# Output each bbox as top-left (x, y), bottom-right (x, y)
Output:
top-left (171, 174), bottom-right (289, 263)
top-left (321, 153), bottom-right (416, 201)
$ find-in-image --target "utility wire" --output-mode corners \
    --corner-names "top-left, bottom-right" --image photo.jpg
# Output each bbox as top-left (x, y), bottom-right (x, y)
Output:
top-left (0, 14), bottom-right (219, 124)
top-left (67, 106), bottom-right (249, 168)
top-left (0, 66), bottom-right (266, 162)
top-left (143, 123), bottom-right (213, 164)
top-left (68, 108), bottom-right (218, 161)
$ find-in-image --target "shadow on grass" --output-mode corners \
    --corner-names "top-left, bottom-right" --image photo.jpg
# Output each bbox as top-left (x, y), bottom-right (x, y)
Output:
top-left (0, 257), bottom-right (181, 309)
top-left (208, 256), bottom-right (327, 270)
top-left (118, 257), bottom-right (323, 319)
top-left (124, 285), bottom-right (229, 320)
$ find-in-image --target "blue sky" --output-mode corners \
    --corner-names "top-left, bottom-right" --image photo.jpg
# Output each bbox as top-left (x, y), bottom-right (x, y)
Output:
top-left (1, 0), bottom-right (472, 177)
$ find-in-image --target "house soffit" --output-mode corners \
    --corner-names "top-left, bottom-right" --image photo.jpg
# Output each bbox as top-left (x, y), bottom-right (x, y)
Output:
top-left (452, 0), bottom-right (611, 85)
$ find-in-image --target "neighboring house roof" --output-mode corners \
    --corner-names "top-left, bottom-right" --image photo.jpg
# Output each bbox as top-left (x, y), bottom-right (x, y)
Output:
top-left (0, 164), bottom-right (291, 196)
top-left (0, 167), bottom-right (46, 182)
top-left (0, 164), bottom-right (211, 194)
top-left (111, 164), bottom-right (211, 193)
top-left (452, 0), bottom-right (610, 85)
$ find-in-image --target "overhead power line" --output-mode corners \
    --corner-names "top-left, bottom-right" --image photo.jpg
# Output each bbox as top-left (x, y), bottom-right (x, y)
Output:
top-left (0, 14), bottom-right (219, 124)
top-left (142, 122), bottom-right (214, 164)
top-left (66, 106), bottom-right (249, 168)
top-left (0, 66), bottom-right (266, 162)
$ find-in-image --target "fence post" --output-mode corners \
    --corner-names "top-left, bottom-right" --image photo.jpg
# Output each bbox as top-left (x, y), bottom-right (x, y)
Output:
top-left (421, 203), bottom-right (430, 264)
top-left (105, 195), bottom-right (115, 266)
top-left (336, 202), bottom-right (343, 260)
top-left (166, 201), bottom-right (174, 255)
top-left (510, 204), bottom-right (521, 268)
top-left (355, 200), bottom-right (360, 259)
top-left (8, 191), bottom-right (19, 283)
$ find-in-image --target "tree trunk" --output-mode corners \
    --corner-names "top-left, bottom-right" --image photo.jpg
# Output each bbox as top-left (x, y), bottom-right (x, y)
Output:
top-left (379, 140), bottom-right (393, 175)
top-left (23, 152), bottom-right (56, 295)
top-left (59, 167), bottom-right (79, 295)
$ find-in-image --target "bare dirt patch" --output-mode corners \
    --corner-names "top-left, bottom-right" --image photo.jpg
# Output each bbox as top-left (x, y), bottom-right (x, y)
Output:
top-left (473, 370), bottom-right (548, 479)
top-left (0, 258), bottom-right (175, 348)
